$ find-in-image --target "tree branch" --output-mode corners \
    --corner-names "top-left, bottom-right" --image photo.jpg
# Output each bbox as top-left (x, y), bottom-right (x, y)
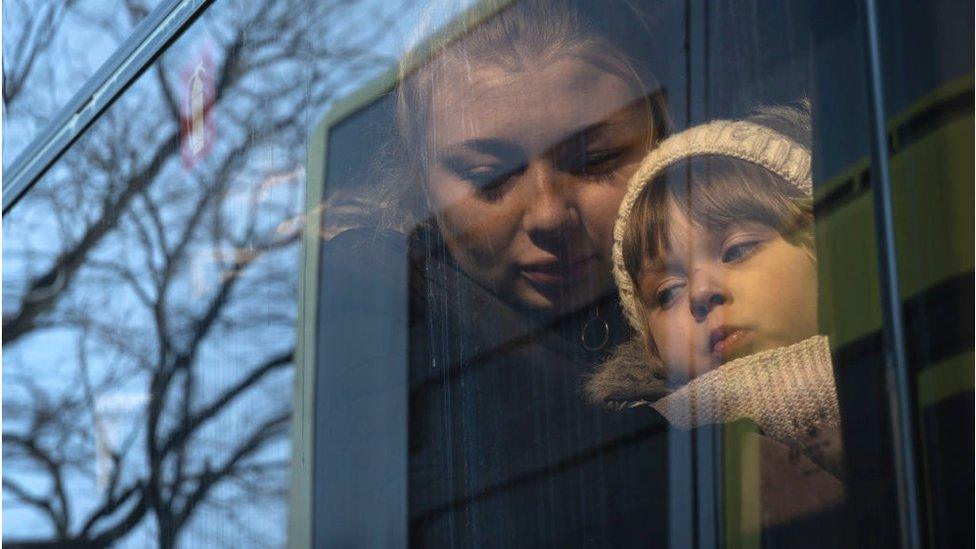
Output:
top-left (4, 434), bottom-right (71, 537)
top-left (159, 349), bottom-right (293, 457)
top-left (3, 128), bottom-right (179, 346)
top-left (172, 410), bottom-right (290, 531)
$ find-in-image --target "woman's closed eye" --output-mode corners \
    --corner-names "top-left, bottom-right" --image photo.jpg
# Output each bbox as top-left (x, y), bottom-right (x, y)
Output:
top-left (566, 149), bottom-right (625, 180)
top-left (446, 160), bottom-right (525, 197)
top-left (460, 165), bottom-right (504, 186)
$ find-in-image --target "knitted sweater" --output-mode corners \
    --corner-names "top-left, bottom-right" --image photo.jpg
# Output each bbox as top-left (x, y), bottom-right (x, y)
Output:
top-left (586, 335), bottom-right (843, 476)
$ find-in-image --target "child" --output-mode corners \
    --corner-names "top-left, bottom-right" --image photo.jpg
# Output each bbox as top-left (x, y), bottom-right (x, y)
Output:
top-left (586, 103), bottom-right (844, 479)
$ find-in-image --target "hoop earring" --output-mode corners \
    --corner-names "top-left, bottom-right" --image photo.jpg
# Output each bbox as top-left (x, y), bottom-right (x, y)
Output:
top-left (581, 304), bottom-right (610, 352)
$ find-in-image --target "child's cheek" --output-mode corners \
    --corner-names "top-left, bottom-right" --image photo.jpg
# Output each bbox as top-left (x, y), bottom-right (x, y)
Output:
top-left (651, 312), bottom-right (697, 382)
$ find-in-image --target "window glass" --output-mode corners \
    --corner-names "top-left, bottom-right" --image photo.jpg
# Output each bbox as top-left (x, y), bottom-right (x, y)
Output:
top-left (2, 0), bottom-right (165, 168)
top-left (309, 1), bottom-right (972, 547)
top-left (4, 0), bottom-right (972, 547)
top-left (844, 1), bottom-right (974, 546)
top-left (311, 1), bottom-right (840, 546)
top-left (2, 0), bottom-right (430, 545)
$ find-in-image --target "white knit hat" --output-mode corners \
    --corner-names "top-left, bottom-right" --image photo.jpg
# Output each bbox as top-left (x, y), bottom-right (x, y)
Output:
top-left (613, 117), bottom-right (813, 335)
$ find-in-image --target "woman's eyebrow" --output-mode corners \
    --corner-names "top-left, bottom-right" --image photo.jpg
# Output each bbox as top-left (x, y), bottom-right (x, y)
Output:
top-left (562, 120), bottom-right (618, 144)
top-left (441, 138), bottom-right (523, 159)
top-left (551, 119), bottom-right (637, 156)
top-left (437, 119), bottom-right (629, 164)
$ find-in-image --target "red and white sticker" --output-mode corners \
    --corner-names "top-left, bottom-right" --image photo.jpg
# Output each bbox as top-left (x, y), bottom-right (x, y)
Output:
top-left (180, 46), bottom-right (215, 170)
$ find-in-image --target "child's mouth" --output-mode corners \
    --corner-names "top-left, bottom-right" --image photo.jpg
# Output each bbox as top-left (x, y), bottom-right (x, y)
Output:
top-left (709, 327), bottom-right (752, 361)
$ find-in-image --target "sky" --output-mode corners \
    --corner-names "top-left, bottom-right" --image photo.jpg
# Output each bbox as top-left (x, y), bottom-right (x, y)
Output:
top-left (2, 0), bottom-right (476, 545)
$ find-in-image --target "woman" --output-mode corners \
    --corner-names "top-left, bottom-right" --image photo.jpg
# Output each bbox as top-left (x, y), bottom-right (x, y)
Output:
top-left (318, 1), bottom-right (670, 546)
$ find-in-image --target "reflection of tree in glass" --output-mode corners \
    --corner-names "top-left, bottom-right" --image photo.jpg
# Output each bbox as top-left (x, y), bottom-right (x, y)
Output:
top-left (2, 0), bottom-right (415, 546)
top-left (3, 0), bottom-right (144, 169)
top-left (2, 0), bottom-right (79, 107)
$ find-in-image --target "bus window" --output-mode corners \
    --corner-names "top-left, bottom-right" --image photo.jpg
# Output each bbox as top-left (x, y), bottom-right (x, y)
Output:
top-left (3, 1), bottom-right (971, 547)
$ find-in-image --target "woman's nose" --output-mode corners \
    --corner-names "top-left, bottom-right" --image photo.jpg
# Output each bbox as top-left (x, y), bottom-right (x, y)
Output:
top-left (688, 271), bottom-right (727, 322)
top-left (521, 163), bottom-right (579, 238)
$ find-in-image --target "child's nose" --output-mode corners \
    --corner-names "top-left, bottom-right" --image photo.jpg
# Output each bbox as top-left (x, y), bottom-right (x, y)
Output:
top-left (688, 275), bottom-right (727, 322)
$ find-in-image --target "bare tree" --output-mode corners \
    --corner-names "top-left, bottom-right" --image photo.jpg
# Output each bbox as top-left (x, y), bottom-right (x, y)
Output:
top-left (2, 0), bottom-right (81, 107)
top-left (3, 0), bottom-right (412, 546)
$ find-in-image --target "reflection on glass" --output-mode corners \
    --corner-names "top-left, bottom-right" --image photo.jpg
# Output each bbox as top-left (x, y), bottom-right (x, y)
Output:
top-left (313, 0), bottom-right (861, 546)
top-left (3, 0), bottom-right (423, 546)
top-left (4, 0), bottom-right (972, 546)
top-left (2, 0), bottom-right (164, 168)
top-left (315, 1), bottom-right (673, 545)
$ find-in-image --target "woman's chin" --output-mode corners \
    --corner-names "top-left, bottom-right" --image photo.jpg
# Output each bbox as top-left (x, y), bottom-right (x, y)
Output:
top-left (513, 280), bottom-right (604, 315)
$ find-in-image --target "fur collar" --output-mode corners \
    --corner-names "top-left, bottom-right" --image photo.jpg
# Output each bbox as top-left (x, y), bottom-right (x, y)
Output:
top-left (584, 337), bottom-right (671, 406)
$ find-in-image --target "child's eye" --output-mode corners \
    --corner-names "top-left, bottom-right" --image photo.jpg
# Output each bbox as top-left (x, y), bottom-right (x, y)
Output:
top-left (721, 240), bottom-right (761, 263)
top-left (656, 282), bottom-right (684, 309)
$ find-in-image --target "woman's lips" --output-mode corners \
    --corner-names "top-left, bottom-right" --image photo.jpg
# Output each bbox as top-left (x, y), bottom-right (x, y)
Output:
top-left (709, 327), bottom-right (752, 361)
top-left (521, 256), bottom-right (596, 286)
